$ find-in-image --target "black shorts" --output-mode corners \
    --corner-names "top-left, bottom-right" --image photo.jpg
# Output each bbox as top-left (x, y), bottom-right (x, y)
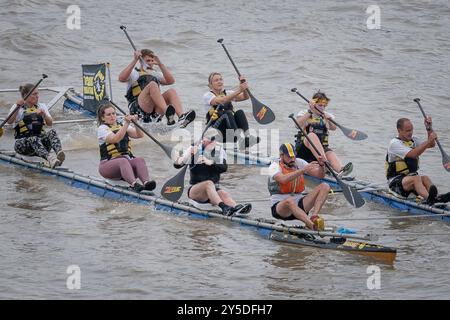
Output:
top-left (295, 142), bottom-right (332, 163)
top-left (388, 175), bottom-right (412, 198)
top-left (187, 184), bottom-right (221, 203)
top-left (271, 197), bottom-right (306, 220)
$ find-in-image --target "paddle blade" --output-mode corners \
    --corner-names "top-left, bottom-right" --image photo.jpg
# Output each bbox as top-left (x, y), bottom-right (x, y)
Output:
top-left (333, 121), bottom-right (368, 140)
top-left (249, 92), bottom-right (275, 125)
top-left (161, 144), bottom-right (175, 160)
top-left (161, 165), bottom-right (188, 202)
top-left (441, 149), bottom-right (450, 172)
top-left (0, 127), bottom-right (3, 138)
top-left (339, 181), bottom-right (365, 208)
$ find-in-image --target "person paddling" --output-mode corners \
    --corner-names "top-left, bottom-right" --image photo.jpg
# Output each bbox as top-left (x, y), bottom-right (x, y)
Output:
top-left (118, 49), bottom-right (191, 125)
top-left (97, 103), bottom-right (156, 193)
top-left (174, 128), bottom-right (251, 216)
top-left (7, 84), bottom-right (65, 168)
top-left (203, 72), bottom-right (260, 149)
top-left (294, 91), bottom-right (352, 178)
top-left (268, 143), bottom-right (330, 230)
top-left (386, 117), bottom-right (450, 204)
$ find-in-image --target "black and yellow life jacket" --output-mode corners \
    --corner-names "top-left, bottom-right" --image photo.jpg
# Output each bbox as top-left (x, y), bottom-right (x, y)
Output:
top-left (99, 123), bottom-right (133, 161)
top-left (125, 67), bottom-right (160, 103)
top-left (14, 105), bottom-right (45, 139)
top-left (385, 138), bottom-right (419, 179)
top-left (296, 110), bottom-right (329, 147)
top-left (208, 89), bottom-right (234, 118)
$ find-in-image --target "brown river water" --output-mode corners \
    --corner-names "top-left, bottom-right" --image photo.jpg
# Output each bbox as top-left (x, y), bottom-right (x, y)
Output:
top-left (0, 0), bottom-right (449, 299)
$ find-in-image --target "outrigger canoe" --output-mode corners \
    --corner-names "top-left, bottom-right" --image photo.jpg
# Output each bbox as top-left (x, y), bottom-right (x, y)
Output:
top-left (0, 150), bottom-right (396, 262)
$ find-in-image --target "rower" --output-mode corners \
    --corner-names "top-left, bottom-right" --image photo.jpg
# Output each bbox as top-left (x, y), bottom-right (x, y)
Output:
top-left (174, 128), bottom-right (251, 216)
top-left (386, 117), bottom-right (450, 204)
top-left (118, 49), bottom-right (191, 125)
top-left (268, 143), bottom-right (330, 230)
top-left (7, 84), bottom-right (65, 168)
top-left (203, 72), bottom-right (260, 149)
top-left (97, 102), bottom-right (156, 193)
top-left (294, 91), bottom-right (352, 178)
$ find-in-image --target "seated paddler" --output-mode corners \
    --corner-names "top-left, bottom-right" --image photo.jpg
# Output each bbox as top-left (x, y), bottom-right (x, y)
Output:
top-left (7, 83), bottom-right (65, 168)
top-left (174, 128), bottom-right (252, 216)
top-left (97, 102), bottom-right (156, 193)
top-left (268, 143), bottom-right (331, 230)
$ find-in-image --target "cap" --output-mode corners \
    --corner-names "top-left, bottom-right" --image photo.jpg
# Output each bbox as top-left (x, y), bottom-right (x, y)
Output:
top-left (279, 143), bottom-right (295, 157)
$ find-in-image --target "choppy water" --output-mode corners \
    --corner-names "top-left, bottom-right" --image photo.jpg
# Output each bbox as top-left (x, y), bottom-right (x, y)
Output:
top-left (1, 0), bottom-right (450, 299)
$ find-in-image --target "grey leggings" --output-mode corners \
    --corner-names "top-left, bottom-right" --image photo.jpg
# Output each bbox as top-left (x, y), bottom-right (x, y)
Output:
top-left (14, 129), bottom-right (62, 159)
top-left (99, 156), bottom-right (150, 185)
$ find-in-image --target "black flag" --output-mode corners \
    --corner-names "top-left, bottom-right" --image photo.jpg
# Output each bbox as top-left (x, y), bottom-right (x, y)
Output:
top-left (82, 63), bottom-right (108, 114)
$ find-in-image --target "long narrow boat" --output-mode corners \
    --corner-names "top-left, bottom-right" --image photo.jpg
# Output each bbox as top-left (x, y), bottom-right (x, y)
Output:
top-left (0, 150), bottom-right (396, 262)
top-left (62, 89), bottom-right (273, 166)
top-left (305, 173), bottom-right (450, 222)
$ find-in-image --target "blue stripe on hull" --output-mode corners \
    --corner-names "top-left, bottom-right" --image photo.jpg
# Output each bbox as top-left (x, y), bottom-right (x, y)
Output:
top-left (306, 174), bottom-right (450, 222)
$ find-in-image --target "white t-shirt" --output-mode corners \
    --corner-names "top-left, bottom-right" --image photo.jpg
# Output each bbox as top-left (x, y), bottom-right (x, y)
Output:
top-left (97, 123), bottom-right (135, 145)
top-left (126, 68), bottom-right (164, 91)
top-left (387, 137), bottom-right (423, 162)
top-left (203, 89), bottom-right (235, 113)
top-left (8, 103), bottom-right (52, 127)
top-left (386, 136), bottom-right (423, 182)
top-left (268, 158), bottom-right (308, 206)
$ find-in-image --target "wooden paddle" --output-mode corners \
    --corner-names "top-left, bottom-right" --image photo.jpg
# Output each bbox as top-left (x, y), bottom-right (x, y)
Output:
top-left (108, 100), bottom-right (174, 159)
top-left (289, 113), bottom-right (365, 208)
top-left (414, 98), bottom-right (450, 172)
top-left (291, 88), bottom-right (368, 141)
top-left (217, 38), bottom-right (275, 125)
top-left (0, 74), bottom-right (48, 138)
top-left (160, 119), bottom-right (215, 202)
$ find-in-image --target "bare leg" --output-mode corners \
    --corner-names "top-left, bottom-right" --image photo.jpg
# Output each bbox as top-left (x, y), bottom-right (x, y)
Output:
top-left (162, 88), bottom-right (184, 116)
top-left (217, 189), bottom-right (236, 207)
top-left (402, 175), bottom-right (429, 198)
top-left (275, 197), bottom-right (314, 229)
top-left (188, 180), bottom-right (222, 205)
top-left (301, 183), bottom-right (330, 216)
top-left (138, 82), bottom-right (168, 115)
top-left (421, 176), bottom-right (434, 193)
top-left (325, 150), bottom-right (343, 173)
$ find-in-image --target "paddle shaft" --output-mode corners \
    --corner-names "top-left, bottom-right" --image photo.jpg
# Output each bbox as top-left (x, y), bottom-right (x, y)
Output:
top-left (120, 26), bottom-right (147, 68)
top-left (292, 89), bottom-right (342, 130)
top-left (414, 98), bottom-right (447, 155)
top-left (0, 74), bottom-right (48, 129)
top-left (108, 100), bottom-right (172, 158)
top-left (106, 62), bottom-right (113, 101)
top-left (218, 41), bottom-right (256, 97)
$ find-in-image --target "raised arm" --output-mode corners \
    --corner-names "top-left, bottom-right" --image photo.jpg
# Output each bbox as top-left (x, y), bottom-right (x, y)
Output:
top-left (118, 51), bottom-right (141, 82)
